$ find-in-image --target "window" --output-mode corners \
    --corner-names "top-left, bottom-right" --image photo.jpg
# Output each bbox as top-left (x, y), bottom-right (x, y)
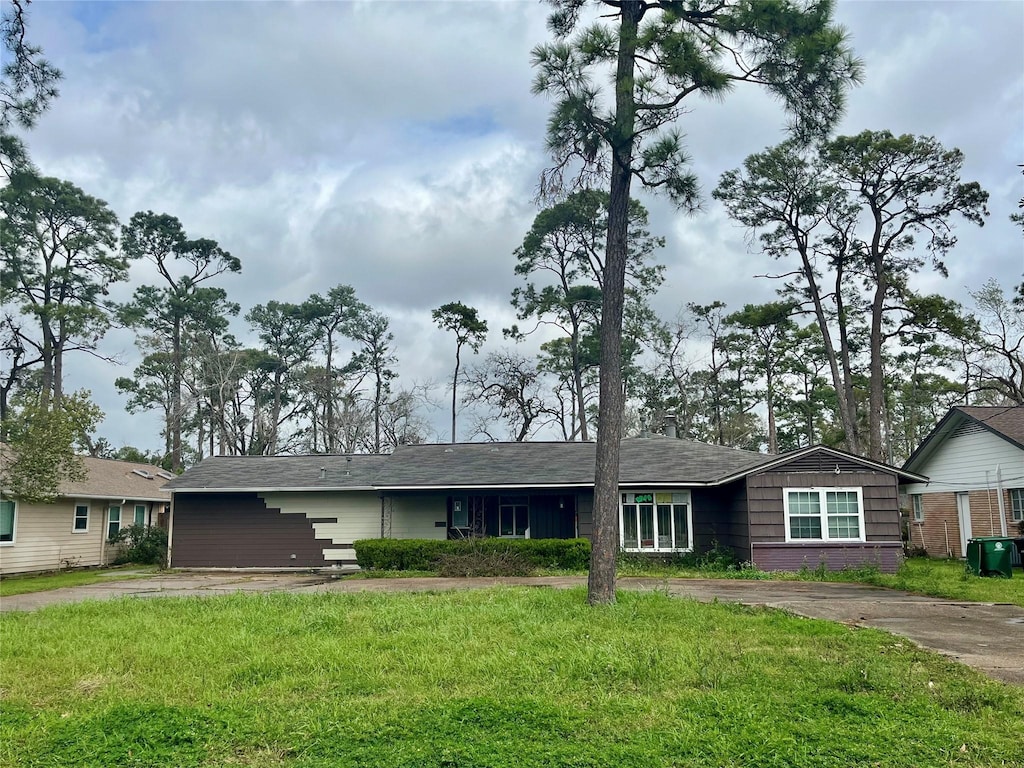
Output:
top-left (73, 503), bottom-right (89, 532)
top-left (107, 505), bottom-right (121, 540)
top-left (620, 492), bottom-right (690, 552)
top-left (498, 496), bottom-right (528, 537)
top-left (0, 499), bottom-right (15, 544)
top-left (784, 488), bottom-right (864, 542)
top-left (1011, 489), bottom-right (1024, 523)
top-left (910, 494), bottom-right (923, 522)
top-left (134, 504), bottom-right (146, 527)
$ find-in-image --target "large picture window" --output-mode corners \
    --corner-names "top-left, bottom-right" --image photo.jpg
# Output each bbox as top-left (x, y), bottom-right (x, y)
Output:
top-left (784, 488), bottom-right (864, 542)
top-left (620, 492), bottom-right (690, 552)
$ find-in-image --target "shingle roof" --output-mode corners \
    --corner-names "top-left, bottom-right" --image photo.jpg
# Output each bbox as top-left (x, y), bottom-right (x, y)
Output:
top-left (904, 405), bottom-right (1024, 471)
top-left (0, 448), bottom-right (172, 501)
top-left (167, 438), bottom-right (774, 492)
top-left (956, 406), bottom-right (1024, 447)
top-left (165, 453), bottom-right (389, 491)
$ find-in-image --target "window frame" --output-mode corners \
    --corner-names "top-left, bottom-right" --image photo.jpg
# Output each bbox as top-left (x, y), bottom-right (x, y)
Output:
top-left (911, 494), bottom-right (924, 523)
top-left (73, 501), bottom-right (90, 533)
top-left (0, 499), bottom-right (16, 545)
top-left (497, 496), bottom-right (529, 538)
top-left (1010, 489), bottom-right (1024, 523)
top-left (619, 491), bottom-right (692, 553)
top-left (107, 505), bottom-right (122, 541)
top-left (783, 487), bottom-right (866, 543)
top-left (134, 504), bottom-right (147, 527)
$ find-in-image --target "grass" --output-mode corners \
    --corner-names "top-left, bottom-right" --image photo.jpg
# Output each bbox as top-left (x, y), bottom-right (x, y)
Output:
top-left (0, 565), bottom-right (160, 597)
top-left (819, 557), bottom-right (1024, 607)
top-left (1, 587), bottom-right (1022, 767)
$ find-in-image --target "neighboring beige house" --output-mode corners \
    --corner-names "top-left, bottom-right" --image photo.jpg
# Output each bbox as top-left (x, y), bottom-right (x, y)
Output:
top-left (902, 406), bottom-right (1024, 559)
top-left (0, 455), bottom-right (172, 575)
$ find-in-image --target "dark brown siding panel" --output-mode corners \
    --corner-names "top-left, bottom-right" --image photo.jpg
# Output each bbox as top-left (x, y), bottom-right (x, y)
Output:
top-left (691, 482), bottom-right (748, 562)
top-left (770, 453), bottom-right (877, 474)
top-left (746, 469), bottom-right (901, 544)
top-left (752, 542), bottom-right (903, 573)
top-left (171, 493), bottom-right (330, 568)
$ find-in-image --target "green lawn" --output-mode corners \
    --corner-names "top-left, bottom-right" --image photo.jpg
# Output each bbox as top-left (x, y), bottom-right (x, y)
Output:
top-left (0, 566), bottom-right (160, 597)
top-left (811, 557), bottom-right (1024, 606)
top-left (1, 588), bottom-right (1021, 767)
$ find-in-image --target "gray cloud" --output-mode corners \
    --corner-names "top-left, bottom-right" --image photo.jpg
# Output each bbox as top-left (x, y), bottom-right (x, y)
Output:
top-left (11, 0), bottom-right (1023, 449)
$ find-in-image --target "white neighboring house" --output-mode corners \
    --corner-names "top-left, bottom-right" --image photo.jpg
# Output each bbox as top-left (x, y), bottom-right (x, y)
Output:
top-left (0, 454), bottom-right (171, 575)
top-left (901, 406), bottom-right (1024, 559)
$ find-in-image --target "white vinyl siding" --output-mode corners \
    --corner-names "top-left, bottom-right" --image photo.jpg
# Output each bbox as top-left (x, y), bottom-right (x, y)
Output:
top-left (784, 488), bottom-right (865, 543)
top-left (0, 499), bottom-right (112, 575)
top-left (903, 428), bottom-right (1024, 495)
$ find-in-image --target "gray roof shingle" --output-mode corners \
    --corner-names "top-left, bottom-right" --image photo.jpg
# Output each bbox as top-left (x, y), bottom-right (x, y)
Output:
top-left (167, 437), bottom-right (773, 492)
top-left (165, 453), bottom-right (389, 491)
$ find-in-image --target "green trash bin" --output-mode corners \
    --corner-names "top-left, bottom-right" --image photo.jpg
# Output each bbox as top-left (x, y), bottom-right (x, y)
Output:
top-left (966, 539), bottom-right (983, 576)
top-left (969, 537), bottom-right (1014, 578)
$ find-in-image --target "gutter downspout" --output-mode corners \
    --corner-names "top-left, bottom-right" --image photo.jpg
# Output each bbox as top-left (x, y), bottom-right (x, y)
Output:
top-left (166, 493), bottom-right (175, 569)
top-left (996, 465), bottom-right (1008, 537)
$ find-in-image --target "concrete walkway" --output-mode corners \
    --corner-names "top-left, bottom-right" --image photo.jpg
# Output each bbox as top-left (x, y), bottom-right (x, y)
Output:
top-left (3, 573), bottom-right (1022, 684)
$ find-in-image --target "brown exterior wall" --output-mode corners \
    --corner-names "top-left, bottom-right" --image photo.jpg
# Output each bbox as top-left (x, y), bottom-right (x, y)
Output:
top-left (752, 542), bottom-right (903, 573)
top-left (746, 470), bottom-right (901, 544)
top-left (170, 492), bottom-right (333, 568)
top-left (745, 465), bottom-right (901, 572)
top-left (691, 483), bottom-right (748, 562)
top-left (908, 489), bottom-right (1021, 559)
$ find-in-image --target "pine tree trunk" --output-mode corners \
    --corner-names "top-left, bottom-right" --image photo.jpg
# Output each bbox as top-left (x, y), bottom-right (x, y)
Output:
top-left (588, 1), bottom-right (642, 606)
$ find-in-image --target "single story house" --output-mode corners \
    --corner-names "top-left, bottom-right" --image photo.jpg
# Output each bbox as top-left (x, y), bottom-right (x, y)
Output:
top-left (0, 455), bottom-right (172, 575)
top-left (901, 405), bottom-right (1024, 559)
top-left (166, 437), bottom-right (924, 573)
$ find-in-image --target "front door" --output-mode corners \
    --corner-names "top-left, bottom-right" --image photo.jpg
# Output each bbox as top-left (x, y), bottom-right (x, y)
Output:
top-left (956, 492), bottom-right (972, 558)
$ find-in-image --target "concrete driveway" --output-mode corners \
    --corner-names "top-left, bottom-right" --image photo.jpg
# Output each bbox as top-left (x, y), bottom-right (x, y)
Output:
top-left (2, 573), bottom-right (1022, 684)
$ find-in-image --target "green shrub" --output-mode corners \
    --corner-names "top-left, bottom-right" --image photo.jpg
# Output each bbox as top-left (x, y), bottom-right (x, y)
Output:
top-left (109, 524), bottom-right (168, 566)
top-left (354, 538), bottom-right (591, 572)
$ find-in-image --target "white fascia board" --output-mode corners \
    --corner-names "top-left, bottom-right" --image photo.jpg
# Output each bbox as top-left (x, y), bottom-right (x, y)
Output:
top-left (169, 486), bottom-right (378, 494)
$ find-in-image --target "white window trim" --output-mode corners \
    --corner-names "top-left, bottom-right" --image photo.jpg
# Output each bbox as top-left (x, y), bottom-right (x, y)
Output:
top-left (0, 498), bottom-right (16, 546)
top-left (783, 487), bottom-right (866, 543)
top-left (1010, 489), bottom-right (1024, 523)
top-left (498, 497), bottom-right (529, 538)
top-left (73, 501), bottom-right (90, 534)
top-left (911, 494), bottom-right (923, 523)
top-left (619, 490), bottom-right (692, 553)
top-left (107, 505), bottom-right (122, 540)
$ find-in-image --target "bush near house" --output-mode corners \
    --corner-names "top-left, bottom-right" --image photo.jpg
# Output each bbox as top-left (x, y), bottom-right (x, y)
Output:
top-left (354, 538), bottom-right (591, 572)
top-left (108, 524), bottom-right (168, 566)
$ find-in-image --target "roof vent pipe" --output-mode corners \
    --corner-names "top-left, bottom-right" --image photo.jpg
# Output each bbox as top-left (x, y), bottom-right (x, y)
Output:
top-left (319, 466), bottom-right (327, 480)
top-left (345, 456), bottom-right (352, 476)
top-left (639, 414), bottom-right (650, 439)
top-left (663, 410), bottom-right (677, 439)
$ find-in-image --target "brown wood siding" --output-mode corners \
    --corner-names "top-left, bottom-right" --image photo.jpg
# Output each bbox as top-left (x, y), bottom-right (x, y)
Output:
top-left (752, 542), bottom-right (903, 573)
top-left (170, 492), bottom-right (331, 568)
top-left (746, 470), bottom-right (901, 543)
top-left (769, 453), bottom-right (872, 474)
top-left (691, 483), bottom-right (748, 562)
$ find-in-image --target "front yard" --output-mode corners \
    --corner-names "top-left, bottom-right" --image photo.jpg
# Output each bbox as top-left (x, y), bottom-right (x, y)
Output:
top-left (1, 588), bottom-right (1022, 767)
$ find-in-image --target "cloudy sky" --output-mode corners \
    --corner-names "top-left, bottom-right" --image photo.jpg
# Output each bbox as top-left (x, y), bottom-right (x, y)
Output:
top-left (11, 0), bottom-right (1024, 450)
